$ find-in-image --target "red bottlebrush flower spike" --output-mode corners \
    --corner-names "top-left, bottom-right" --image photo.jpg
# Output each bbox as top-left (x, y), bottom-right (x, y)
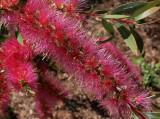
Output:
top-left (0, 0), bottom-right (152, 119)
top-left (99, 98), bottom-right (119, 117)
top-left (53, 0), bottom-right (85, 10)
top-left (134, 92), bottom-right (152, 111)
top-left (0, 0), bottom-right (19, 9)
top-left (0, 75), bottom-right (10, 117)
top-left (2, 38), bottom-right (37, 90)
top-left (102, 78), bottom-right (114, 94)
top-left (100, 39), bottom-right (141, 83)
top-left (35, 64), bottom-right (69, 119)
top-left (0, 53), bottom-right (11, 116)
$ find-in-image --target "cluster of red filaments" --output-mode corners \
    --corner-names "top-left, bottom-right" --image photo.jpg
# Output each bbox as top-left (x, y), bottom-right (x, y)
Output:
top-left (0, 0), bottom-right (19, 9)
top-left (52, 0), bottom-right (81, 11)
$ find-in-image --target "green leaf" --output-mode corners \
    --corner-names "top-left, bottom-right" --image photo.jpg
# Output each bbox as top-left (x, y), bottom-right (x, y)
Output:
top-left (155, 62), bottom-right (160, 69)
top-left (97, 36), bottom-right (113, 44)
top-left (130, 1), bottom-right (160, 19)
top-left (133, 114), bottom-right (139, 119)
top-left (155, 62), bottom-right (160, 71)
top-left (96, 32), bottom-right (101, 37)
top-left (133, 57), bottom-right (144, 64)
top-left (28, 90), bottom-right (35, 94)
top-left (95, 10), bottom-right (108, 14)
top-left (144, 112), bottom-right (160, 119)
top-left (111, 2), bottom-right (147, 14)
top-left (135, 7), bottom-right (160, 21)
top-left (16, 32), bottom-right (23, 46)
top-left (115, 22), bottom-right (138, 55)
top-left (101, 15), bottom-right (129, 19)
top-left (102, 19), bottom-right (114, 35)
top-left (129, 26), bottom-right (145, 56)
top-left (89, 7), bottom-right (95, 13)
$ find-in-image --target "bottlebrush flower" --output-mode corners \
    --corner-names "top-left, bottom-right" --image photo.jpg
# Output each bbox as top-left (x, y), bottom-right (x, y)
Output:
top-left (100, 38), bottom-right (141, 83)
top-left (0, 77), bottom-right (10, 117)
top-left (0, 0), bottom-right (151, 118)
top-left (2, 38), bottom-right (37, 90)
top-left (134, 92), bottom-right (151, 111)
top-left (52, 0), bottom-right (85, 10)
top-left (17, 4), bottom-right (150, 118)
top-left (0, 53), bottom-right (11, 116)
top-left (0, 0), bottom-right (19, 9)
top-left (35, 63), bottom-right (69, 119)
top-left (0, 75), bottom-right (10, 116)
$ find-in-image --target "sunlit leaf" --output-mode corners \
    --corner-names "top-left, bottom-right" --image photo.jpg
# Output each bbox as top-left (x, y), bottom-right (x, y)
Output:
top-left (101, 15), bottom-right (129, 19)
top-left (155, 62), bottom-right (160, 69)
top-left (16, 32), bottom-right (23, 46)
top-left (130, 1), bottom-right (160, 19)
top-left (111, 2), bottom-right (147, 14)
top-left (129, 26), bottom-right (145, 56)
top-left (96, 32), bottom-right (101, 37)
top-left (115, 22), bottom-right (138, 55)
top-left (28, 90), bottom-right (35, 94)
top-left (102, 19), bottom-right (114, 35)
top-left (132, 57), bottom-right (144, 64)
top-left (135, 7), bottom-right (160, 21)
top-left (133, 114), bottom-right (139, 119)
top-left (144, 112), bottom-right (160, 119)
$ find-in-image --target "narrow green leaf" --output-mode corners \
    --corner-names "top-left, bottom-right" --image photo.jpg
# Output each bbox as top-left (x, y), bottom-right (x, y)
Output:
top-left (95, 10), bottom-right (108, 14)
top-left (115, 22), bottom-right (138, 55)
top-left (135, 7), bottom-right (160, 21)
top-left (125, 34), bottom-right (138, 55)
top-left (144, 112), bottom-right (160, 119)
top-left (155, 62), bottom-right (160, 69)
top-left (28, 90), bottom-right (35, 94)
top-left (89, 7), bottom-right (95, 13)
top-left (101, 15), bottom-right (129, 19)
top-left (129, 26), bottom-right (145, 56)
top-left (17, 32), bottom-right (23, 46)
top-left (132, 57), bottom-right (144, 64)
top-left (97, 37), bottom-right (113, 44)
top-left (130, 1), bottom-right (160, 19)
top-left (102, 19), bottom-right (114, 35)
top-left (133, 114), bottom-right (139, 119)
top-left (111, 2), bottom-right (147, 14)
top-left (96, 32), bottom-right (101, 37)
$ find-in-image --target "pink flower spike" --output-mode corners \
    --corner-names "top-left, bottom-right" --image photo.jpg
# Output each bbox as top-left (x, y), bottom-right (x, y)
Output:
top-left (100, 98), bottom-right (119, 118)
top-left (2, 38), bottom-right (37, 90)
top-left (135, 92), bottom-right (152, 111)
top-left (35, 65), bottom-right (69, 119)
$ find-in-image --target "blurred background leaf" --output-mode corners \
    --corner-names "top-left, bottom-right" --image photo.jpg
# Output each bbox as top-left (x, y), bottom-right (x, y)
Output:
top-left (111, 2), bottom-right (147, 14)
top-left (130, 1), bottom-right (160, 19)
top-left (145, 112), bottom-right (160, 119)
